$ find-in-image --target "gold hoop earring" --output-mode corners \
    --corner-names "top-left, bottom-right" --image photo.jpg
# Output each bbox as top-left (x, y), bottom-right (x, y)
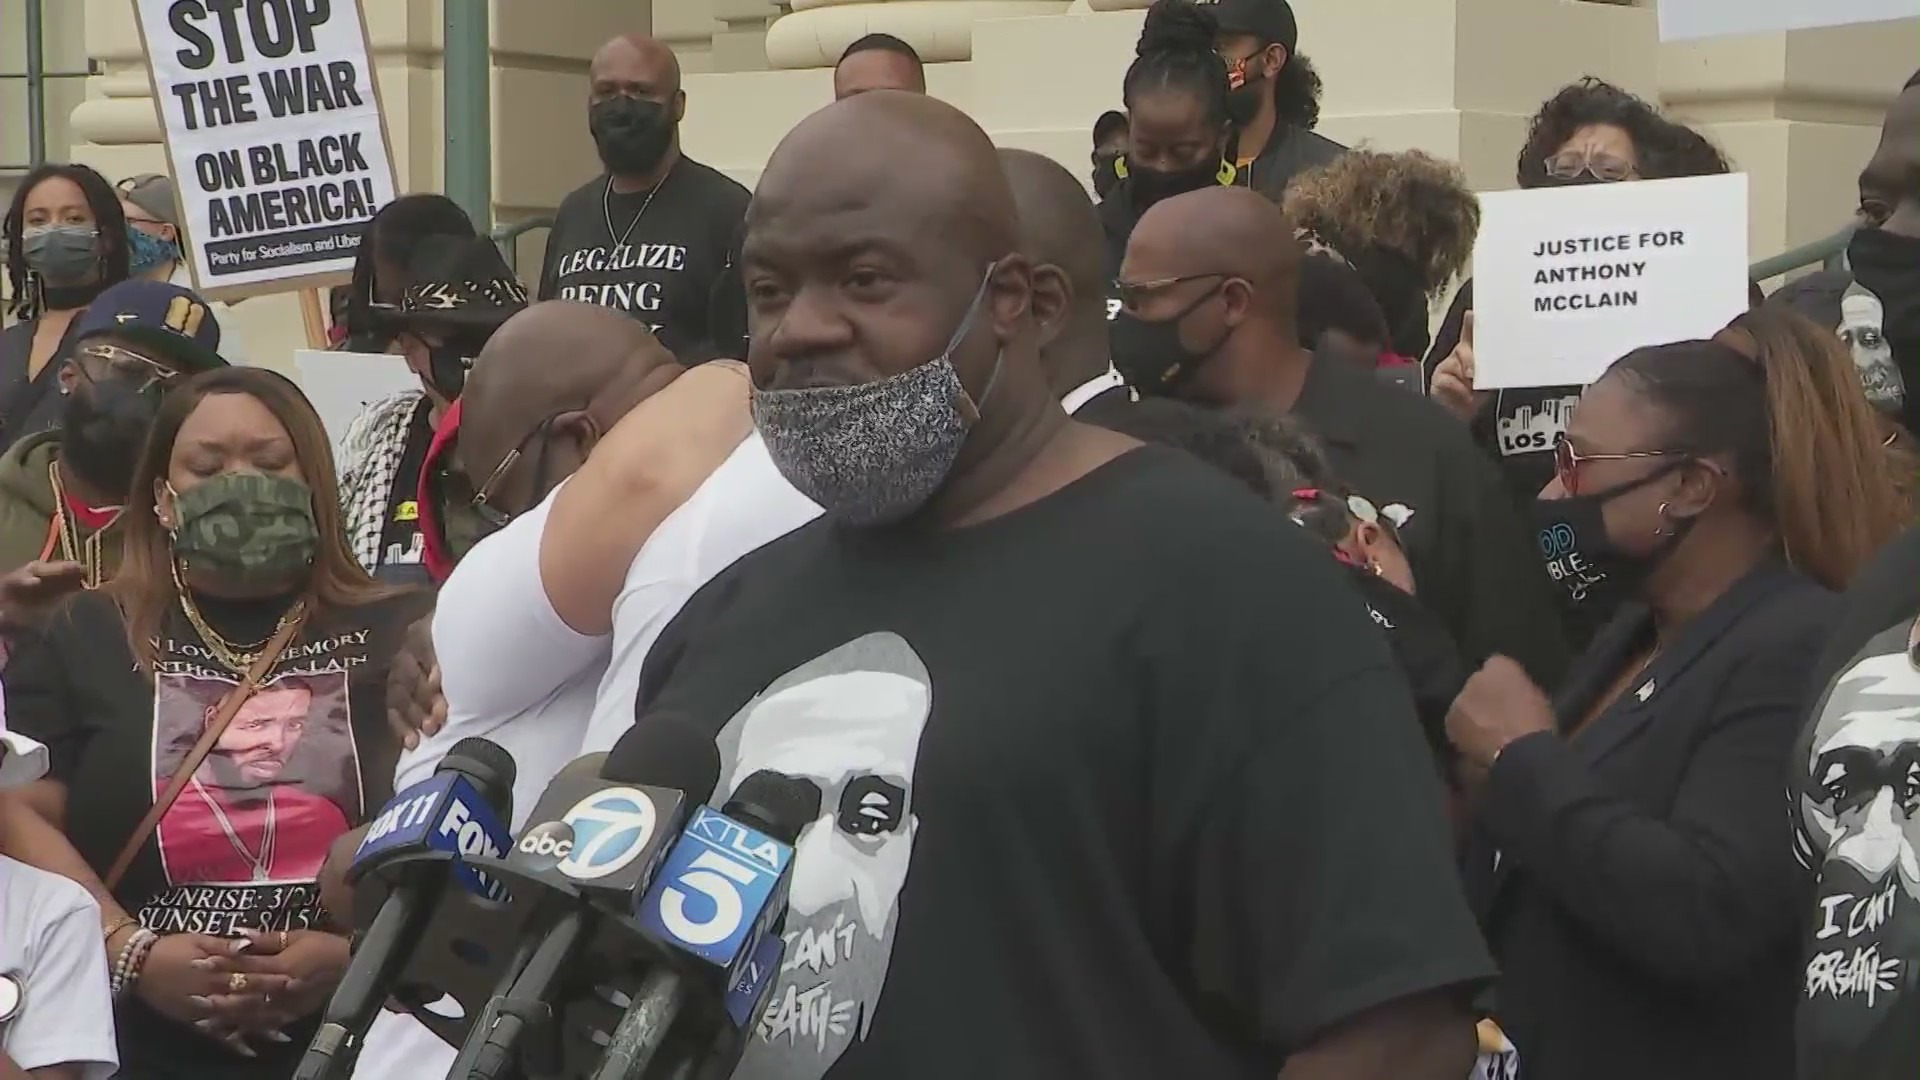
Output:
top-left (1653, 500), bottom-right (1673, 538)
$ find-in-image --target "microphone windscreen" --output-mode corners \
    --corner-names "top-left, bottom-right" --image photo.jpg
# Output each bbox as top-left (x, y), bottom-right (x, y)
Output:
top-left (442, 736), bottom-right (518, 813)
top-left (603, 713), bottom-right (722, 802)
top-left (723, 770), bottom-right (819, 845)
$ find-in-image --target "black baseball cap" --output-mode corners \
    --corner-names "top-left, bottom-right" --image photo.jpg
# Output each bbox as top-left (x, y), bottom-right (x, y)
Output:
top-left (1208, 0), bottom-right (1298, 51)
top-left (73, 279), bottom-right (226, 373)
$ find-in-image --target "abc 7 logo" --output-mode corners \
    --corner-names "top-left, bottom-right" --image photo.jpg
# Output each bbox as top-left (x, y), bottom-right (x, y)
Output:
top-left (1537, 522), bottom-right (1578, 560)
top-left (517, 822), bottom-right (575, 861)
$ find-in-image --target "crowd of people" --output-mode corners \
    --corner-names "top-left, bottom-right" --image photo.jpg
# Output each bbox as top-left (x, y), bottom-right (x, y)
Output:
top-left (0, 1), bottom-right (1915, 1078)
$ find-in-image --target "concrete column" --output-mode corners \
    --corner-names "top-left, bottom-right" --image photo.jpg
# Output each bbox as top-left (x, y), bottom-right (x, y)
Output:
top-left (765, 0), bottom-right (1071, 70)
top-left (1655, 15), bottom-right (1919, 277)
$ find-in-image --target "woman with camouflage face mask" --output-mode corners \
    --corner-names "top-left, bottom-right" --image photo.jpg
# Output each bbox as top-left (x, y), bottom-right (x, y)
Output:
top-left (0, 367), bottom-right (431, 1076)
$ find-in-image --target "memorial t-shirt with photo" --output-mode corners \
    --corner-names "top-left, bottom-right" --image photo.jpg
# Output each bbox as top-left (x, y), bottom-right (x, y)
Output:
top-left (636, 447), bottom-right (1493, 1080)
top-left (3, 586), bottom-right (429, 1077)
top-left (536, 158), bottom-right (750, 362)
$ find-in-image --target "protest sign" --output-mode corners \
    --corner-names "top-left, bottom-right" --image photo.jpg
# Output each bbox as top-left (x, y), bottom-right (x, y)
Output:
top-left (1470, 174), bottom-right (1750, 390)
top-left (293, 349), bottom-right (420, 460)
top-left (1659, 0), bottom-right (1913, 41)
top-left (133, 0), bottom-right (397, 301)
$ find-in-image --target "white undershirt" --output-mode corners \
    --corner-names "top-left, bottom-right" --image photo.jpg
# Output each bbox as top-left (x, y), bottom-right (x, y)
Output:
top-left (0, 856), bottom-right (118, 1080)
top-left (1060, 367), bottom-right (1127, 416)
top-left (362, 434), bottom-right (819, 1077)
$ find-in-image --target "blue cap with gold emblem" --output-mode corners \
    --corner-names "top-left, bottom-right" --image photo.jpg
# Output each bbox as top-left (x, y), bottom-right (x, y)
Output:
top-left (73, 279), bottom-right (226, 373)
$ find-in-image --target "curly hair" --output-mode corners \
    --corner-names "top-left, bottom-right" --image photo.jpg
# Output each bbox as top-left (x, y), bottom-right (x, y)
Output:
top-left (1273, 51), bottom-right (1323, 131)
top-left (1124, 0), bottom-right (1231, 130)
top-left (1515, 77), bottom-right (1731, 188)
top-left (1282, 148), bottom-right (1478, 300)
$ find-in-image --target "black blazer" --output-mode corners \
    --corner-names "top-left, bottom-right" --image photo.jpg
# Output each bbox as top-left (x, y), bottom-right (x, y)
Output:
top-left (1463, 559), bottom-right (1834, 1080)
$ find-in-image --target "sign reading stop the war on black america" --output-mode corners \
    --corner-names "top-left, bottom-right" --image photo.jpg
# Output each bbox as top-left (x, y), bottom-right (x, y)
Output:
top-left (134, 0), bottom-right (397, 297)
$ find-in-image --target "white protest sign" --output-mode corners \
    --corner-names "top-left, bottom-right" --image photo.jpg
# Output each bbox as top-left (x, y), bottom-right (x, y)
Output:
top-left (1470, 174), bottom-right (1750, 390)
top-left (133, 0), bottom-right (397, 301)
top-left (293, 349), bottom-right (420, 461)
top-left (1659, 0), bottom-right (1914, 41)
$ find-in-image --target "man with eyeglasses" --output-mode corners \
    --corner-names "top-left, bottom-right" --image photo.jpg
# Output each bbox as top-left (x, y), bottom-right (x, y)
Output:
top-left (0, 279), bottom-right (224, 584)
top-left (1115, 184), bottom-right (1570, 690)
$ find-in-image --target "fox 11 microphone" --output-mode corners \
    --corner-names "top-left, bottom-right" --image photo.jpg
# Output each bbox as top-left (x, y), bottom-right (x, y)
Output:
top-left (294, 736), bottom-right (517, 1080)
top-left (592, 768), bottom-right (816, 1080)
top-left (451, 716), bottom-right (723, 1080)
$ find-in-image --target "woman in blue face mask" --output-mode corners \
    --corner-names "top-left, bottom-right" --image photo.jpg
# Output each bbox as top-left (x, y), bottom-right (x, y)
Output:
top-left (0, 163), bottom-right (133, 455)
top-left (118, 173), bottom-right (184, 284)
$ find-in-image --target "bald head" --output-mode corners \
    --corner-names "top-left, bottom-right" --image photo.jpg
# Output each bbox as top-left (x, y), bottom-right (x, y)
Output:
top-left (1126, 187), bottom-right (1299, 300)
top-left (591, 34), bottom-right (681, 97)
top-left (743, 92), bottom-right (1057, 481)
top-left (459, 302), bottom-right (680, 512)
top-left (998, 149), bottom-right (1111, 391)
top-left (753, 91), bottom-right (1017, 263)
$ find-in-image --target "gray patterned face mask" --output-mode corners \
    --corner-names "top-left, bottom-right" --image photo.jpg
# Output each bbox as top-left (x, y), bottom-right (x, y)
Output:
top-left (752, 267), bottom-right (1001, 527)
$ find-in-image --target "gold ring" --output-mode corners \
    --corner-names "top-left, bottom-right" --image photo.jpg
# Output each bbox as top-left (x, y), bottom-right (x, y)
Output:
top-left (228, 972), bottom-right (247, 993)
top-left (278, 930), bottom-right (288, 951)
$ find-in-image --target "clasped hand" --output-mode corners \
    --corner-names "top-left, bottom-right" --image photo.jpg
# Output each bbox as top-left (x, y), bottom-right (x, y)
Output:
top-left (141, 928), bottom-right (348, 1056)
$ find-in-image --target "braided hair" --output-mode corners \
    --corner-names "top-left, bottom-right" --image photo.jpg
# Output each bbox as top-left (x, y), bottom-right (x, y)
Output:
top-left (4, 163), bottom-right (131, 319)
top-left (1124, 0), bottom-right (1232, 133)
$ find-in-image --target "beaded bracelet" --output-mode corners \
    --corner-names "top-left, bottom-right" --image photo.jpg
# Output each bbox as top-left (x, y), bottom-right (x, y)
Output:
top-left (110, 927), bottom-right (159, 999)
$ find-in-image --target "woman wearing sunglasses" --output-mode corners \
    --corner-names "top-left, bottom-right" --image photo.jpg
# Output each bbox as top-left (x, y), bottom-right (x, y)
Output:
top-left (1445, 305), bottom-right (1913, 1080)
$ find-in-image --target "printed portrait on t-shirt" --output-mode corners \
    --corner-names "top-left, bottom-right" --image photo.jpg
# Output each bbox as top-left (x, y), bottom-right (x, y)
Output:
top-left (152, 671), bottom-right (358, 888)
top-left (716, 632), bottom-right (932, 1080)
top-left (1795, 640), bottom-right (1920, 1066)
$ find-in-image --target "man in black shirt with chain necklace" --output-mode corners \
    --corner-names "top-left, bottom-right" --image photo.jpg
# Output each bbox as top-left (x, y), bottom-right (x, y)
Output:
top-left (537, 32), bottom-right (750, 363)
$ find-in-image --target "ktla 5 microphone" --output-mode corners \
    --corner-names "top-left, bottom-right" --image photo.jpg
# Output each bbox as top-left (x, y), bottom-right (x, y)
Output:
top-left (594, 769), bottom-right (817, 1080)
top-left (456, 717), bottom-right (722, 1080)
top-left (295, 737), bottom-right (516, 1080)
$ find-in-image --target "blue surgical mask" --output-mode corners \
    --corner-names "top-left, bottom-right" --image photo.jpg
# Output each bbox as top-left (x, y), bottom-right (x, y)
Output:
top-left (127, 228), bottom-right (178, 275)
top-left (751, 267), bottom-right (1003, 527)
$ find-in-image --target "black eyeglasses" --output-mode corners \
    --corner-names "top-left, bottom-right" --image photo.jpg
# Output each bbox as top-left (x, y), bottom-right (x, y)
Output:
top-left (470, 416), bottom-right (562, 528)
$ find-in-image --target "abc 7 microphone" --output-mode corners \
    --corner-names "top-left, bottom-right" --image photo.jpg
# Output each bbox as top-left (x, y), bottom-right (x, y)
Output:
top-left (593, 768), bottom-right (816, 1080)
top-left (294, 737), bottom-right (517, 1080)
top-left (450, 715), bottom-right (722, 1080)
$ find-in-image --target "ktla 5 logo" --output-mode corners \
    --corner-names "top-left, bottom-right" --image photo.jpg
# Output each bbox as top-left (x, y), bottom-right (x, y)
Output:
top-left (1537, 522), bottom-right (1578, 560)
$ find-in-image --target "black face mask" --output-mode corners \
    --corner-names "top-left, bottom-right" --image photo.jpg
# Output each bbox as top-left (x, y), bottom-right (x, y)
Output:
top-left (39, 280), bottom-right (112, 314)
top-left (426, 344), bottom-right (473, 402)
top-left (1849, 226), bottom-right (1920, 353)
top-left (1226, 80), bottom-right (1264, 128)
top-left (1092, 154), bottom-right (1122, 200)
top-left (590, 95), bottom-right (675, 176)
top-left (1109, 284), bottom-right (1228, 395)
top-left (1127, 158), bottom-right (1224, 212)
top-left (59, 376), bottom-right (160, 499)
top-left (1530, 464), bottom-right (1689, 635)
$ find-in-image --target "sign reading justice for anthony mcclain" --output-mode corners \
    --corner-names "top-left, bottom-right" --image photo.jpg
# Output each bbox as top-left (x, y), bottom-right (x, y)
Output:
top-left (134, 0), bottom-right (397, 300)
top-left (1470, 173), bottom-right (1750, 390)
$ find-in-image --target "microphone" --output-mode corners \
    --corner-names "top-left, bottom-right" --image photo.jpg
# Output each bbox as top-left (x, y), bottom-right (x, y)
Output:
top-left (595, 769), bottom-right (816, 1080)
top-left (295, 737), bottom-right (516, 1080)
top-left (456, 718), bottom-right (721, 1080)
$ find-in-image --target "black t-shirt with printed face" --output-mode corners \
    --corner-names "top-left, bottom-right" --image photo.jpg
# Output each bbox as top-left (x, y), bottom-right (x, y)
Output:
top-left (1792, 529), bottom-right (1920, 1080)
top-left (635, 448), bottom-right (1494, 1080)
top-left (536, 158), bottom-right (750, 362)
top-left (4, 587), bottom-right (430, 1078)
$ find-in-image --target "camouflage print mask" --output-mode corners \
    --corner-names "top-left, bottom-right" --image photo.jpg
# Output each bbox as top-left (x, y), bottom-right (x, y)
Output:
top-left (169, 473), bottom-right (319, 585)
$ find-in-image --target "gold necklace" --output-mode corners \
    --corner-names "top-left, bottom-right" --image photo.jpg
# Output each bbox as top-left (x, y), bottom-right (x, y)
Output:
top-left (47, 462), bottom-right (118, 588)
top-left (170, 560), bottom-right (305, 674)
